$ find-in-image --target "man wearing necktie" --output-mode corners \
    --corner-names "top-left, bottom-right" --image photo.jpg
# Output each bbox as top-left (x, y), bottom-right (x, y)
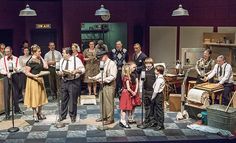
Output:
top-left (44, 42), bottom-right (62, 100)
top-left (132, 43), bottom-right (147, 77)
top-left (0, 46), bottom-right (23, 119)
top-left (204, 55), bottom-right (234, 105)
top-left (57, 47), bottom-right (85, 123)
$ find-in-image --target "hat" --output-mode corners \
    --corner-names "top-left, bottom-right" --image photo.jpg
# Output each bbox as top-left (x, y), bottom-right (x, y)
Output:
top-left (96, 50), bottom-right (108, 58)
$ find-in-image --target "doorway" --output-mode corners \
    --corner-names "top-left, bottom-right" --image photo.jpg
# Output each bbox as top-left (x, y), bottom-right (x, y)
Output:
top-left (31, 29), bottom-right (57, 56)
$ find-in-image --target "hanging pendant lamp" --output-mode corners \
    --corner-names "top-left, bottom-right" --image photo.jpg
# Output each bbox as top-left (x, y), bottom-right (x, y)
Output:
top-left (19, 4), bottom-right (37, 16)
top-left (95, 5), bottom-right (110, 16)
top-left (172, 4), bottom-right (189, 16)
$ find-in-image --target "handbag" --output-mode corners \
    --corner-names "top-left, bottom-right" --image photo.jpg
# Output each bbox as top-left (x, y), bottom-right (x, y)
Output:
top-left (131, 93), bottom-right (142, 106)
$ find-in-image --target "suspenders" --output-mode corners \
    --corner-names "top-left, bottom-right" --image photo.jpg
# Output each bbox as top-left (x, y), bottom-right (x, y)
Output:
top-left (217, 64), bottom-right (227, 77)
top-left (3, 56), bottom-right (18, 72)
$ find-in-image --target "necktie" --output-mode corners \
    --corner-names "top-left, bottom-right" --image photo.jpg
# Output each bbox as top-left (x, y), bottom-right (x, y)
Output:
top-left (219, 66), bottom-right (222, 76)
top-left (52, 50), bottom-right (55, 61)
top-left (65, 60), bottom-right (69, 70)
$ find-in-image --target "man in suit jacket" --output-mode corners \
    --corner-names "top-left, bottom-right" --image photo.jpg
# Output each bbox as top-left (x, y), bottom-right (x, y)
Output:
top-left (132, 43), bottom-right (147, 76)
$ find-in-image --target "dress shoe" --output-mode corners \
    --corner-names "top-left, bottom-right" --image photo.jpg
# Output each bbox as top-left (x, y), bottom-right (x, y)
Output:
top-left (37, 113), bottom-right (46, 120)
top-left (58, 117), bottom-right (66, 122)
top-left (96, 118), bottom-right (106, 122)
top-left (15, 110), bottom-right (24, 115)
top-left (5, 114), bottom-right (10, 120)
top-left (154, 125), bottom-right (165, 131)
top-left (137, 123), bottom-right (150, 129)
top-left (33, 115), bottom-right (39, 122)
top-left (71, 117), bottom-right (76, 123)
top-left (128, 119), bottom-right (136, 124)
top-left (104, 120), bottom-right (114, 125)
top-left (119, 122), bottom-right (131, 128)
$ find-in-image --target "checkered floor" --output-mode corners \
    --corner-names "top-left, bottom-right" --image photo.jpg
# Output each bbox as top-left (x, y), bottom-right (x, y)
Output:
top-left (0, 98), bottom-right (234, 143)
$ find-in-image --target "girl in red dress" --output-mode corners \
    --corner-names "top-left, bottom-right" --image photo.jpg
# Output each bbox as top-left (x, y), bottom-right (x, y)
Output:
top-left (119, 64), bottom-right (134, 128)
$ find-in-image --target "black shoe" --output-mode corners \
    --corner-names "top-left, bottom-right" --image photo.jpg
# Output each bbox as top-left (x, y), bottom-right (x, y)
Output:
top-left (37, 113), bottom-right (46, 120)
top-left (154, 126), bottom-right (165, 131)
top-left (71, 117), bottom-right (76, 123)
top-left (137, 123), bottom-right (149, 129)
top-left (119, 122), bottom-right (131, 128)
top-left (5, 114), bottom-right (10, 120)
top-left (58, 117), bottom-right (66, 122)
top-left (15, 110), bottom-right (24, 115)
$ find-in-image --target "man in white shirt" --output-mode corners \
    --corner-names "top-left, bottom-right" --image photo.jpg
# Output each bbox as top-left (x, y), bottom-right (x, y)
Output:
top-left (44, 42), bottom-right (62, 100)
top-left (205, 55), bottom-right (234, 105)
top-left (57, 47), bottom-right (85, 123)
top-left (90, 50), bottom-right (117, 125)
top-left (0, 46), bottom-right (23, 119)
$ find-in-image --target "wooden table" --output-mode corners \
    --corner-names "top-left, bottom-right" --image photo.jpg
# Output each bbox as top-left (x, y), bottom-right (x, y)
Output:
top-left (0, 78), bottom-right (4, 113)
top-left (194, 83), bottom-right (224, 104)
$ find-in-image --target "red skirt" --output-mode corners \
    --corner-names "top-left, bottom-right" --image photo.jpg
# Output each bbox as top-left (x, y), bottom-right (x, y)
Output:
top-left (119, 89), bottom-right (133, 110)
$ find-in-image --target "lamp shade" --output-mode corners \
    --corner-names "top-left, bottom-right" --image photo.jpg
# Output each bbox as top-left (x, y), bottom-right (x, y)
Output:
top-left (95, 5), bottom-right (110, 16)
top-left (172, 4), bottom-right (189, 16)
top-left (19, 4), bottom-right (37, 16)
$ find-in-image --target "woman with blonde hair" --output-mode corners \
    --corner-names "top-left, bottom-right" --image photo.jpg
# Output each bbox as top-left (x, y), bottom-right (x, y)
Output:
top-left (72, 43), bottom-right (84, 64)
top-left (24, 44), bottom-right (48, 122)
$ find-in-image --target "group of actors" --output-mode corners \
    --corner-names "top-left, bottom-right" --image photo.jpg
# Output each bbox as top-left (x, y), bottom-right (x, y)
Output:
top-left (0, 39), bottom-right (234, 131)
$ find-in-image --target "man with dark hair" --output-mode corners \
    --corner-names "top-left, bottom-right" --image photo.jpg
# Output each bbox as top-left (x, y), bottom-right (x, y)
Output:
top-left (132, 43), bottom-right (147, 76)
top-left (0, 46), bottom-right (23, 119)
top-left (58, 47), bottom-right (85, 123)
top-left (44, 42), bottom-right (62, 100)
top-left (110, 41), bottom-right (128, 97)
top-left (204, 55), bottom-right (234, 105)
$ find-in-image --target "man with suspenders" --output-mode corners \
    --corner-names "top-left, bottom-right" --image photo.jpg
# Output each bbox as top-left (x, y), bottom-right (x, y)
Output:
top-left (0, 46), bottom-right (23, 119)
top-left (57, 47), bottom-right (85, 123)
top-left (205, 55), bottom-right (234, 105)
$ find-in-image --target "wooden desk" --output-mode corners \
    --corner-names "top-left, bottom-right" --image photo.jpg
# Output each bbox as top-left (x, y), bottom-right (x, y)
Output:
top-left (164, 76), bottom-right (183, 101)
top-left (194, 83), bottom-right (224, 104)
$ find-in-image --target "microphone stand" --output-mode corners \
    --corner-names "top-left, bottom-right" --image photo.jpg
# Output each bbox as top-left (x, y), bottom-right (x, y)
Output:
top-left (54, 64), bottom-right (65, 128)
top-left (137, 71), bottom-right (145, 128)
top-left (97, 61), bottom-right (108, 130)
top-left (8, 63), bottom-right (19, 133)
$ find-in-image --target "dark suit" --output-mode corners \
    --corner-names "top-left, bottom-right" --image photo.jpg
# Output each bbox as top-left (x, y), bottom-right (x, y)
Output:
top-left (132, 52), bottom-right (147, 75)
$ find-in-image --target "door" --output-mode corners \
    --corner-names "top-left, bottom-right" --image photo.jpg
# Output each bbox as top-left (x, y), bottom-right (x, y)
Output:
top-left (31, 29), bottom-right (57, 57)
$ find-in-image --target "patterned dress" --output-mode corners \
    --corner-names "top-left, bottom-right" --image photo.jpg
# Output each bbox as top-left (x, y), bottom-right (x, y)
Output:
top-left (83, 48), bottom-right (99, 83)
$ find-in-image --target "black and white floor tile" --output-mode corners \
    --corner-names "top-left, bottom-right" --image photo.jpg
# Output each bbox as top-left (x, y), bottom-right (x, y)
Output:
top-left (0, 98), bottom-right (234, 143)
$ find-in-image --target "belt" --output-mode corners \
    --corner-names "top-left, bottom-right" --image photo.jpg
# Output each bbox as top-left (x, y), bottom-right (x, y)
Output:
top-left (103, 81), bottom-right (115, 86)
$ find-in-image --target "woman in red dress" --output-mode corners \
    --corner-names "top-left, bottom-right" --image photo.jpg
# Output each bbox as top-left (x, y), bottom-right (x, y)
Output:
top-left (119, 64), bottom-right (135, 128)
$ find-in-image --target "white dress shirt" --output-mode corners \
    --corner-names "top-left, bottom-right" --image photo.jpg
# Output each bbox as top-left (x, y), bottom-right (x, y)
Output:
top-left (207, 63), bottom-right (234, 84)
top-left (93, 59), bottom-right (117, 83)
top-left (44, 50), bottom-right (62, 63)
top-left (153, 74), bottom-right (165, 93)
top-left (59, 56), bottom-right (85, 80)
top-left (0, 55), bottom-right (21, 75)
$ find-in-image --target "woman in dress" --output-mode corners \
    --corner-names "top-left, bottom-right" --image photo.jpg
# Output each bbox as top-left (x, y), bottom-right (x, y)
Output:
top-left (195, 49), bottom-right (215, 83)
top-left (119, 63), bottom-right (133, 128)
top-left (83, 41), bottom-right (99, 95)
top-left (24, 44), bottom-right (48, 122)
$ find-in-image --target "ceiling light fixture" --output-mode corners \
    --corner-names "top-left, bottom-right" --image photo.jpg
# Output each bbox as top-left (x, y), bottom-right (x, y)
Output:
top-left (19, 4), bottom-right (37, 17)
top-left (172, 4), bottom-right (189, 16)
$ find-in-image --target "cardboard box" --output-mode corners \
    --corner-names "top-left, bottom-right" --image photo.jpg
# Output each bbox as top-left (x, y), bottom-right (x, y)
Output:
top-left (169, 94), bottom-right (181, 112)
